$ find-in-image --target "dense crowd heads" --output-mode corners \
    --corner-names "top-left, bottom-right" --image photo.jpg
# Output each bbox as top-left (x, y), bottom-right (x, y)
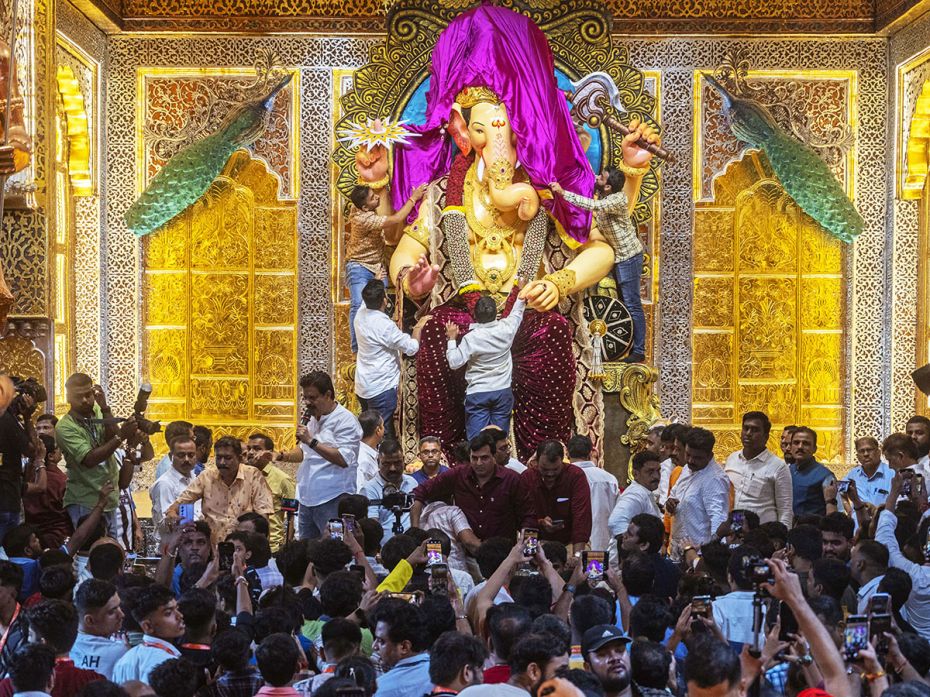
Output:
top-left (2, 370), bottom-right (930, 697)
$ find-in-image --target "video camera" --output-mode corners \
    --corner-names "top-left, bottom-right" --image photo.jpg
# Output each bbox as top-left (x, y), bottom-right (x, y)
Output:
top-left (7, 376), bottom-right (46, 417)
top-left (370, 484), bottom-right (414, 534)
top-left (93, 383), bottom-right (161, 435)
top-left (742, 554), bottom-right (775, 588)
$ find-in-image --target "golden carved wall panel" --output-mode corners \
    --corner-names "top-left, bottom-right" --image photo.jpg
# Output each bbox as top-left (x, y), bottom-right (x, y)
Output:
top-left (693, 152), bottom-right (846, 465)
top-left (142, 151), bottom-right (299, 441)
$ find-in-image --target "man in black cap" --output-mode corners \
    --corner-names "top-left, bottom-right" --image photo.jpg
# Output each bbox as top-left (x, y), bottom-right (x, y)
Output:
top-left (582, 624), bottom-right (632, 697)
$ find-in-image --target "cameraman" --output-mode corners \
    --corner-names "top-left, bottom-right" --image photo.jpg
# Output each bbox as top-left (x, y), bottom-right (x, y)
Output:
top-left (55, 374), bottom-right (137, 531)
top-left (0, 382), bottom-right (41, 542)
top-left (361, 438), bottom-right (417, 542)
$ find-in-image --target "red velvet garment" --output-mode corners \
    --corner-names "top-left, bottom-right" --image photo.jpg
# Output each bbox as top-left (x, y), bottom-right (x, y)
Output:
top-left (415, 290), bottom-right (575, 462)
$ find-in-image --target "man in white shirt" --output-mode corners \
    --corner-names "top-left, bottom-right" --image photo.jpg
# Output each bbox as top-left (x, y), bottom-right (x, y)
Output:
top-left (361, 438), bottom-right (418, 542)
top-left (724, 411), bottom-right (792, 526)
top-left (850, 540), bottom-right (888, 614)
top-left (354, 279), bottom-right (430, 438)
top-left (420, 501), bottom-right (481, 576)
top-left (446, 296), bottom-right (527, 439)
top-left (280, 371), bottom-right (361, 540)
top-left (712, 544), bottom-right (767, 647)
top-left (149, 435), bottom-right (201, 542)
top-left (876, 475), bottom-right (930, 640)
top-left (153, 420), bottom-right (195, 480)
top-left (70, 579), bottom-right (127, 679)
top-left (112, 585), bottom-right (184, 684)
top-left (906, 415), bottom-right (930, 478)
top-left (657, 423), bottom-right (689, 506)
top-left (357, 410), bottom-right (384, 492)
top-left (666, 427), bottom-right (731, 560)
top-left (608, 451), bottom-right (660, 538)
top-left (568, 435), bottom-right (618, 551)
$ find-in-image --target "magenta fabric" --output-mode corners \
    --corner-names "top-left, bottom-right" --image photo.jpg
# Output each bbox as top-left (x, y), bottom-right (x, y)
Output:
top-left (391, 3), bottom-right (595, 244)
top-left (416, 290), bottom-right (575, 462)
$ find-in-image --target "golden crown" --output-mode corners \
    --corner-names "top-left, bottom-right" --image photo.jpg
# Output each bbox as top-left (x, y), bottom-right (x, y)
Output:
top-left (455, 86), bottom-right (501, 109)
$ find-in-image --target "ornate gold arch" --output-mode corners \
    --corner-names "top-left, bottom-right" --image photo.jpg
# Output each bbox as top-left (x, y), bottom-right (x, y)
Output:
top-left (55, 64), bottom-right (92, 197)
top-left (331, 0), bottom-right (660, 224)
top-left (905, 79), bottom-right (930, 201)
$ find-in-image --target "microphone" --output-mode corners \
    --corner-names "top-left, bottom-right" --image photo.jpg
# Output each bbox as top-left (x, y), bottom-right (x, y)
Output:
top-left (296, 404), bottom-right (311, 445)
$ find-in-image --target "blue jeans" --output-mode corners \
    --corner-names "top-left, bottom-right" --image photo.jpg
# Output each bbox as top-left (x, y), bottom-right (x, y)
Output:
top-left (66, 503), bottom-right (118, 536)
top-left (464, 388), bottom-right (514, 439)
top-left (346, 261), bottom-right (387, 353)
top-left (614, 253), bottom-right (646, 357)
top-left (358, 387), bottom-right (398, 438)
top-left (298, 496), bottom-right (343, 540)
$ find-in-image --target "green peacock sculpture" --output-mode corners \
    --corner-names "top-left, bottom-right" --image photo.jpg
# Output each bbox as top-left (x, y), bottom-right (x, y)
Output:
top-left (703, 73), bottom-right (863, 244)
top-left (124, 72), bottom-right (292, 236)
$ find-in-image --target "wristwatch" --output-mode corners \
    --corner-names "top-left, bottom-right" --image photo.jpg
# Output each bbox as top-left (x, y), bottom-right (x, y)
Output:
top-left (309, 438), bottom-right (319, 449)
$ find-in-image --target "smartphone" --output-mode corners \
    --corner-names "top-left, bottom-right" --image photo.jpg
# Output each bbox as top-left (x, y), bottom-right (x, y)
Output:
top-left (522, 528), bottom-right (539, 557)
top-left (778, 601), bottom-right (799, 642)
top-left (731, 510), bottom-right (745, 535)
top-left (429, 563), bottom-right (449, 595)
top-left (843, 615), bottom-right (870, 661)
top-left (582, 551), bottom-right (606, 583)
top-left (329, 519), bottom-right (344, 540)
top-left (837, 480), bottom-right (851, 496)
top-left (868, 593), bottom-right (890, 616)
top-left (122, 553), bottom-right (137, 575)
top-left (902, 473), bottom-right (913, 498)
top-left (218, 542), bottom-right (235, 573)
top-left (178, 503), bottom-right (195, 522)
top-left (691, 595), bottom-right (712, 618)
top-left (349, 564), bottom-right (366, 582)
top-left (426, 539), bottom-right (443, 566)
top-left (550, 519), bottom-right (566, 530)
top-left (870, 613), bottom-right (892, 652)
top-left (280, 497), bottom-right (299, 514)
top-left (342, 514), bottom-right (356, 534)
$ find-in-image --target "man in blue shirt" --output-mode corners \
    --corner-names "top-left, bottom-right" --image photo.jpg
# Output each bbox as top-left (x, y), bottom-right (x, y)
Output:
top-left (789, 427), bottom-right (835, 518)
top-left (843, 437), bottom-right (892, 507)
top-left (370, 598), bottom-right (432, 697)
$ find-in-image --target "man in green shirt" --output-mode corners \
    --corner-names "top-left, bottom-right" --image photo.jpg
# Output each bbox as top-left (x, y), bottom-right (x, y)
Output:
top-left (55, 373), bottom-right (137, 531)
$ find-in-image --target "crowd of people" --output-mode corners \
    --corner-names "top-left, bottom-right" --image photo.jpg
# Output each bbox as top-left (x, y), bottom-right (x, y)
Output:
top-left (0, 367), bottom-right (929, 697)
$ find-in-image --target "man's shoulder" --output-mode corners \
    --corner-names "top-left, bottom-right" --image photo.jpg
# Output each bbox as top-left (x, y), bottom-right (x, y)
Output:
top-left (584, 465), bottom-right (619, 485)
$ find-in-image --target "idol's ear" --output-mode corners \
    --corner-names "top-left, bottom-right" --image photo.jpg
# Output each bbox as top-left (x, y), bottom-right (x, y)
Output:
top-left (448, 106), bottom-right (471, 156)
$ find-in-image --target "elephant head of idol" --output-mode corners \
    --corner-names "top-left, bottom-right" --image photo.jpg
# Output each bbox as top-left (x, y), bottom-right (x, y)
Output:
top-left (447, 86), bottom-right (540, 222)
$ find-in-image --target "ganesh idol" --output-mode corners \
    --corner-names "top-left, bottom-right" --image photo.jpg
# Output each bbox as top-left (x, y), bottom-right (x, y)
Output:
top-left (357, 5), bottom-right (660, 461)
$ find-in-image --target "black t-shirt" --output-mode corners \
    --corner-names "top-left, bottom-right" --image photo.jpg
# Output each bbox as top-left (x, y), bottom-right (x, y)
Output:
top-left (0, 412), bottom-right (27, 513)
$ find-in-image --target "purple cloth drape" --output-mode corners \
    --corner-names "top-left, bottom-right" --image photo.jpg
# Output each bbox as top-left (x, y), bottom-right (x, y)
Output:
top-left (391, 3), bottom-right (595, 245)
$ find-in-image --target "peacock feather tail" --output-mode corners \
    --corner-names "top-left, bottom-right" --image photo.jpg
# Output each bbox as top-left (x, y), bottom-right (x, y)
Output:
top-left (703, 73), bottom-right (863, 244)
top-left (125, 72), bottom-right (292, 236)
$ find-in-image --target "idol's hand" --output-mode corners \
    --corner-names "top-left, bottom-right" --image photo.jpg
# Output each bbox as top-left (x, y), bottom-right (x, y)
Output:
top-left (519, 279), bottom-right (559, 312)
top-left (622, 117), bottom-right (660, 169)
top-left (354, 144), bottom-right (389, 185)
top-left (405, 254), bottom-right (440, 299)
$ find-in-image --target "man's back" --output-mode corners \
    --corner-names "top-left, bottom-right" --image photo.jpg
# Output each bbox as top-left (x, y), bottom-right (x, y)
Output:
top-left (0, 659), bottom-right (103, 697)
top-left (575, 461), bottom-right (619, 550)
top-left (447, 300), bottom-right (526, 394)
top-left (70, 631), bottom-right (128, 679)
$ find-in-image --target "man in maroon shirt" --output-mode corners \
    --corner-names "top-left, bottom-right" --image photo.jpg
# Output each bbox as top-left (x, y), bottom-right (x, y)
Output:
top-left (409, 431), bottom-right (535, 541)
top-left (522, 440), bottom-right (592, 553)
